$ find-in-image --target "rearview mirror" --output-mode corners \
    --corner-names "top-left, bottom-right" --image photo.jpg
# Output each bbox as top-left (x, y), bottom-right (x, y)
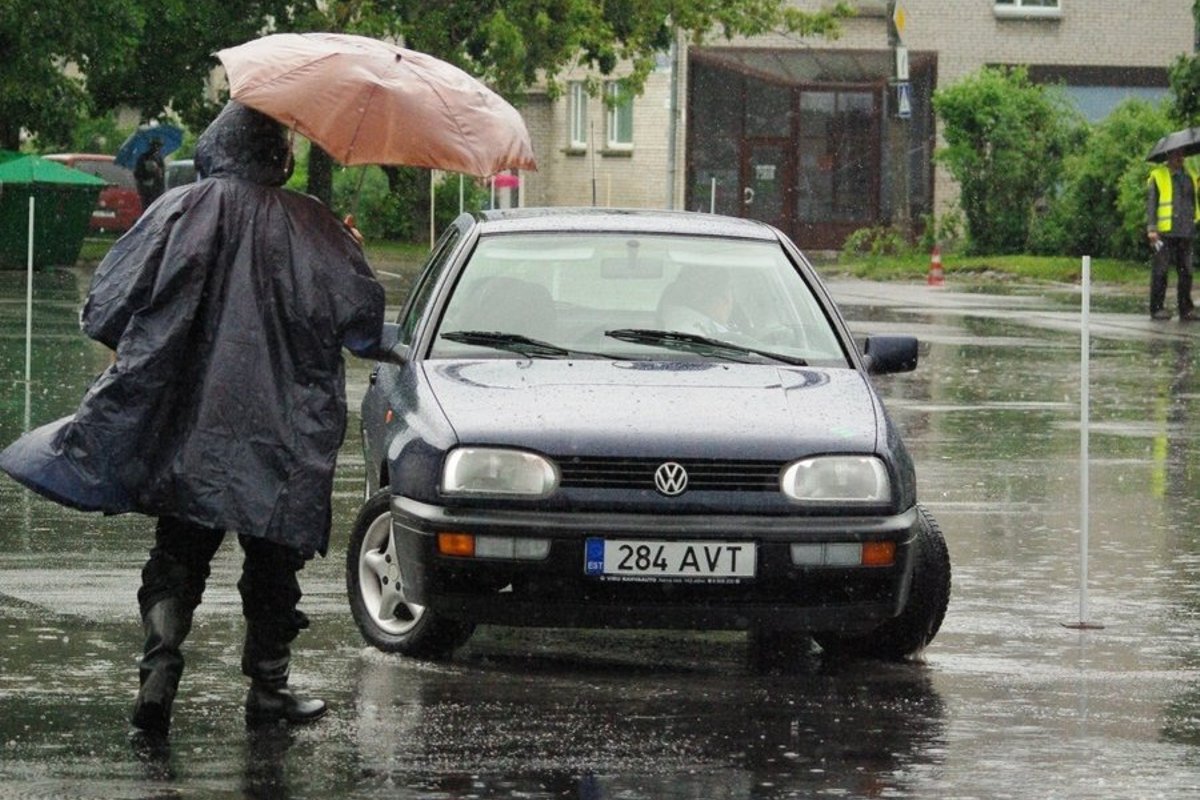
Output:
top-left (600, 256), bottom-right (664, 279)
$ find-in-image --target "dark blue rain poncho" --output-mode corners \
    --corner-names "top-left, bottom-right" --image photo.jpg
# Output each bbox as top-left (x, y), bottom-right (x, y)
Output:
top-left (0, 101), bottom-right (387, 557)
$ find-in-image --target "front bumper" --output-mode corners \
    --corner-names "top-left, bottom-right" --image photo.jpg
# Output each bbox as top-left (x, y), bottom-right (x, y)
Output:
top-left (389, 496), bottom-right (919, 633)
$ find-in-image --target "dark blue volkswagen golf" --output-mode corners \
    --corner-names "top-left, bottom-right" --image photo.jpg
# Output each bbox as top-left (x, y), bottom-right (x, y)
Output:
top-left (347, 208), bottom-right (949, 662)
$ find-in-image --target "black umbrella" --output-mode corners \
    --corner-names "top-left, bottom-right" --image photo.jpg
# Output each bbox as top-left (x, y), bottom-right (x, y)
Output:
top-left (1147, 127), bottom-right (1200, 162)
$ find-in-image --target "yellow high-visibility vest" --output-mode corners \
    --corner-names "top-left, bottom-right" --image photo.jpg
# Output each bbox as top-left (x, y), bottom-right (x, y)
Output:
top-left (1150, 164), bottom-right (1200, 232)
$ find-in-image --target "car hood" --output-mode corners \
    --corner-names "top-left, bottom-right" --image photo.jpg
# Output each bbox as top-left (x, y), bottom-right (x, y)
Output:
top-left (423, 360), bottom-right (880, 459)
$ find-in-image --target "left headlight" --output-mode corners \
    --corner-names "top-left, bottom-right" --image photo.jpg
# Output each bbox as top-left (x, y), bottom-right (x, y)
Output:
top-left (780, 456), bottom-right (891, 503)
top-left (442, 448), bottom-right (560, 497)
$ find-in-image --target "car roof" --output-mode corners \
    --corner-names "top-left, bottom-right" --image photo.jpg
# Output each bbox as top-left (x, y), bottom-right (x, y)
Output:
top-left (43, 153), bottom-right (116, 163)
top-left (473, 207), bottom-right (781, 241)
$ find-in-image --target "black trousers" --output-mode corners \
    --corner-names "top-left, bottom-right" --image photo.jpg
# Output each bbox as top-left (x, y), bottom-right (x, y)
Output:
top-left (136, 516), bottom-right (308, 653)
top-left (1151, 236), bottom-right (1195, 315)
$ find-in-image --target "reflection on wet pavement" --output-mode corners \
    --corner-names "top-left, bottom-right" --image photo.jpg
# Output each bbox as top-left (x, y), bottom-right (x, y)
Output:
top-left (3, 271), bottom-right (1200, 796)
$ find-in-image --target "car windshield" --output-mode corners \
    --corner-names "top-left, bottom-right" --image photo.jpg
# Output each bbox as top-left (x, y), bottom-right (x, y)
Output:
top-left (430, 231), bottom-right (849, 367)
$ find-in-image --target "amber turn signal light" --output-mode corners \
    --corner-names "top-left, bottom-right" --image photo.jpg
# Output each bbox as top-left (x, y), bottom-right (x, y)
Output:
top-left (861, 541), bottom-right (896, 567)
top-left (437, 532), bottom-right (475, 557)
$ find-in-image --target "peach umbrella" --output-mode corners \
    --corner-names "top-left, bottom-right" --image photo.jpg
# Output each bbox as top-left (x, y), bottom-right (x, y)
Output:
top-left (216, 33), bottom-right (537, 177)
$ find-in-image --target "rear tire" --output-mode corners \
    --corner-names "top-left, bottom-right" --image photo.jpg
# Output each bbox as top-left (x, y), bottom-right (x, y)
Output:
top-left (814, 504), bottom-right (950, 661)
top-left (346, 490), bottom-right (474, 658)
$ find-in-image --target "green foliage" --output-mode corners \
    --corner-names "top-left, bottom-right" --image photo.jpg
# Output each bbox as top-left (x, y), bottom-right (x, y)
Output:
top-left (841, 225), bottom-right (911, 259)
top-left (0, 0), bottom-right (143, 149)
top-left (917, 206), bottom-right (967, 254)
top-left (1046, 99), bottom-right (1172, 260)
top-left (433, 174), bottom-right (490, 231)
top-left (86, 0), bottom-right (298, 131)
top-left (67, 113), bottom-right (129, 154)
top-left (933, 66), bottom-right (1084, 255)
top-left (1169, 51), bottom-right (1200, 127)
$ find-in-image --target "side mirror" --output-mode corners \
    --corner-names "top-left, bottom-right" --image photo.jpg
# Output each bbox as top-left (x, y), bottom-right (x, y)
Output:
top-left (861, 334), bottom-right (918, 375)
top-left (376, 322), bottom-right (409, 365)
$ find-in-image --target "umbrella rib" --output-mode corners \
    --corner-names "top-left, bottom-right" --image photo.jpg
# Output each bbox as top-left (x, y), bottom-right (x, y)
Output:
top-left (405, 61), bottom-right (480, 174)
top-left (343, 77), bottom-right (383, 165)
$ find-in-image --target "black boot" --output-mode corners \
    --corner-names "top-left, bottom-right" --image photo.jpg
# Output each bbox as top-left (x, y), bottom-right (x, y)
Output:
top-left (131, 597), bottom-right (193, 734)
top-left (242, 621), bottom-right (327, 726)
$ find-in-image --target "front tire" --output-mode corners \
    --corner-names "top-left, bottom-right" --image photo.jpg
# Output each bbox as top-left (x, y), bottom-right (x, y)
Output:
top-left (346, 490), bottom-right (474, 658)
top-left (814, 504), bottom-right (951, 661)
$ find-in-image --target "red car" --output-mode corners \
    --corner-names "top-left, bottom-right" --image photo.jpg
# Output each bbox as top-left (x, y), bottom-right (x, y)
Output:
top-left (43, 153), bottom-right (142, 233)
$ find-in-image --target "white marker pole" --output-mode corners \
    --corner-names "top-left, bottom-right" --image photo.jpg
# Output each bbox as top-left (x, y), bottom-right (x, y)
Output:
top-left (24, 195), bottom-right (34, 433)
top-left (710, 177), bottom-right (716, 214)
top-left (1065, 255), bottom-right (1103, 630)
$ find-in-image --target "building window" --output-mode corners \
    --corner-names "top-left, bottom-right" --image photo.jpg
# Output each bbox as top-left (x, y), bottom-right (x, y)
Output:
top-left (605, 82), bottom-right (634, 149)
top-left (568, 82), bottom-right (588, 150)
top-left (994, 0), bottom-right (1061, 18)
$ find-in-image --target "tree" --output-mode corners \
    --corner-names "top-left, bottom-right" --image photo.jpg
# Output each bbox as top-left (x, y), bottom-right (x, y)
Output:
top-left (9, 1), bottom-right (852, 234)
top-left (933, 66), bottom-right (1081, 254)
top-left (0, 0), bottom-right (142, 150)
top-left (85, 0), bottom-right (297, 132)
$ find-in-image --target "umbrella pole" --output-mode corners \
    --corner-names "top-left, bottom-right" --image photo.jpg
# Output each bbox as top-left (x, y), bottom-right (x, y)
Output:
top-left (352, 166), bottom-right (369, 218)
top-left (24, 195), bottom-right (34, 433)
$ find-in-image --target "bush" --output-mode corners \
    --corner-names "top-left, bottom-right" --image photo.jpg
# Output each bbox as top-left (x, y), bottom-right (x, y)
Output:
top-left (918, 206), bottom-right (967, 254)
top-left (933, 66), bottom-right (1083, 255)
top-left (841, 225), bottom-right (911, 259)
top-left (433, 174), bottom-right (489, 231)
top-left (1045, 98), bottom-right (1172, 260)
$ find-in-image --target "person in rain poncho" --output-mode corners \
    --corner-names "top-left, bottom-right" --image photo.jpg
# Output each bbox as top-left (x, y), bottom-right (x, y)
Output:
top-left (0, 100), bottom-right (391, 735)
top-left (133, 138), bottom-right (166, 211)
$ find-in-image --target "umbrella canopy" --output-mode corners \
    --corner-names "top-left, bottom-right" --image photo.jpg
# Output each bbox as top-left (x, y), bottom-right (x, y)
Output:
top-left (0, 152), bottom-right (108, 186)
top-left (0, 152), bottom-right (105, 269)
top-left (216, 33), bottom-right (537, 176)
top-left (115, 124), bottom-right (184, 169)
top-left (1147, 127), bottom-right (1200, 163)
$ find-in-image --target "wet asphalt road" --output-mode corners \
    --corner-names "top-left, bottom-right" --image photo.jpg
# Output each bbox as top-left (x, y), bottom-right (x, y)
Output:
top-left (3, 265), bottom-right (1200, 798)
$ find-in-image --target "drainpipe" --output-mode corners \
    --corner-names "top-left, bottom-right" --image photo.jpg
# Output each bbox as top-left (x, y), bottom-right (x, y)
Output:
top-left (665, 29), bottom-right (681, 210)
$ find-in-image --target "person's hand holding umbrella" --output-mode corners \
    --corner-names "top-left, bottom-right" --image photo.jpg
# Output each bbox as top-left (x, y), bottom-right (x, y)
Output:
top-left (343, 214), bottom-right (364, 247)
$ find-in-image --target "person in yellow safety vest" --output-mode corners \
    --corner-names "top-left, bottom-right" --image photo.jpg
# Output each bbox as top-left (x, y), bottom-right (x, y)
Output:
top-left (1147, 147), bottom-right (1199, 321)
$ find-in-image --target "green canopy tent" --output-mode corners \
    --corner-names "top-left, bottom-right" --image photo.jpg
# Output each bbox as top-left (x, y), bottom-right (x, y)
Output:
top-left (0, 151), bottom-right (106, 270)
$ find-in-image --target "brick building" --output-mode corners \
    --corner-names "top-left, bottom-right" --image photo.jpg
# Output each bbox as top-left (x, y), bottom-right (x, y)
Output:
top-left (517, 1), bottom-right (1195, 251)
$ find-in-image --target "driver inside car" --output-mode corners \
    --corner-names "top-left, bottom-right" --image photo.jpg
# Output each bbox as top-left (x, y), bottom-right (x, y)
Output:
top-left (656, 266), bottom-right (737, 337)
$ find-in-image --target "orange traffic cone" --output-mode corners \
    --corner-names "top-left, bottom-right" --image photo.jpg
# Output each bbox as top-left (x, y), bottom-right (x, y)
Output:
top-left (927, 245), bottom-right (945, 287)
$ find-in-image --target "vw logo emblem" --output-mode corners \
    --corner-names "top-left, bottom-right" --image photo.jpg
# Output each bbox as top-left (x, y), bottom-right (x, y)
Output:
top-left (654, 462), bottom-right (689, 496)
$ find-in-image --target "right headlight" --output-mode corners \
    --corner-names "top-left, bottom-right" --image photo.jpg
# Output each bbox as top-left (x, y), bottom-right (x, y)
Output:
top-left (441, 447), bottom-right (559, 497)
top-left (780, 456), bottom-right (891, 503)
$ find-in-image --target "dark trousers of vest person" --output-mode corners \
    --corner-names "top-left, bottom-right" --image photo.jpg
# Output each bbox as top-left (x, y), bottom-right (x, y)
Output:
top-left (1151, 236), bottom-right (1195, 320)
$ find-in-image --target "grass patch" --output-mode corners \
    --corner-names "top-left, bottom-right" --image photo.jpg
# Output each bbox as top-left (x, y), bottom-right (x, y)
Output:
top-left (823, 251), bottom-right (1147, 286)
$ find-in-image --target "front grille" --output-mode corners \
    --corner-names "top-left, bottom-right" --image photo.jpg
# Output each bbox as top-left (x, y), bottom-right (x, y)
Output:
top-left (555, 456), bottom-right (781, 492)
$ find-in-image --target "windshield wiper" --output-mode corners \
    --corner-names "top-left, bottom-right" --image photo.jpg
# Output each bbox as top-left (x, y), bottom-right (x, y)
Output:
top-left (604, 328), bottom-right (808, 366)
top-left (441, 330), bottom-right (626, 360)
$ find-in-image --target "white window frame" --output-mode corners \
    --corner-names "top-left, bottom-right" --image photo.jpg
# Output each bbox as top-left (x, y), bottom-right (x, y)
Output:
top-left (568, 82), bottom-right (588, 150)
top-left (605, 81), bottom-right (634, 150)
top-left (994, 0), bottom-right (1061, 19)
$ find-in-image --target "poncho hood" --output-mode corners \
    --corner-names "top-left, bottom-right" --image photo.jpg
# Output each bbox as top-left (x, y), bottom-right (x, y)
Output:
top-left (195, 100), bottom-right (293, 187)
